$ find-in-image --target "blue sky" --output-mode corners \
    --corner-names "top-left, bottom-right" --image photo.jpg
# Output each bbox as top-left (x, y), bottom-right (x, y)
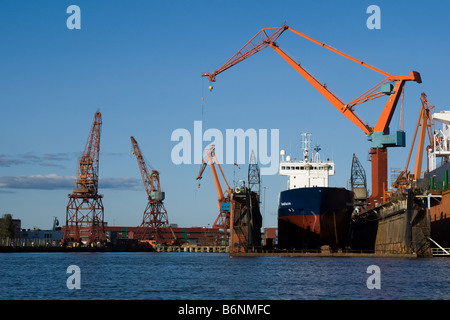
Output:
top-left (1, 0), bottom-right (449, 230)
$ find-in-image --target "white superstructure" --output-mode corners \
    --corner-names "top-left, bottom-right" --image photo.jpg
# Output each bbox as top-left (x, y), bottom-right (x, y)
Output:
top-left (279, 133), bottom-right (334, 190)
top-left (428, 111), bottom-right (450, 171)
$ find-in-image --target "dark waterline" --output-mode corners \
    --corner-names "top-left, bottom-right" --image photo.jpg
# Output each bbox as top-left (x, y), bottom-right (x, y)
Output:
top-left (0, 252), bottom-right (449, 300)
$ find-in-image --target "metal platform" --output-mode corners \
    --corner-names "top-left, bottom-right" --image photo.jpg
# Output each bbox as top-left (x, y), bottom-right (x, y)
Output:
top-left (431, 247), bottom-right (450, 256)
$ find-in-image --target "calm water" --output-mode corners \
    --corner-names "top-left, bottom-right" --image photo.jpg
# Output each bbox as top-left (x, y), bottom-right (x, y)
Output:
top-left (0, 252), bottom-right (449, 300)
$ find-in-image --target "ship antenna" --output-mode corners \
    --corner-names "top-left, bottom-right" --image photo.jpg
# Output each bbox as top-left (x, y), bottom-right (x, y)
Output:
top-left (301, 133), bottom-right (312, 162)
top-left (314, 145), bottom-right (321, 163)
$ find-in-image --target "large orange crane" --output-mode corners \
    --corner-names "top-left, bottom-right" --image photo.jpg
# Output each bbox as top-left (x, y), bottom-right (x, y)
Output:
top-left (202, 25), bottom-right (421, 206)
top-left (63, 112), bottom-right (105, 245)
top-left (392, 93), bottom-right (435, 192)
top-left (196, 145), bottom-right (233, 232)
top-left (131, 136), bottom-right (176, 245)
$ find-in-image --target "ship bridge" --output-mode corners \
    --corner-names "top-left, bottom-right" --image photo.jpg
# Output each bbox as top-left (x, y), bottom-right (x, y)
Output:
top-left (279, 133), bottom-right (334, 189)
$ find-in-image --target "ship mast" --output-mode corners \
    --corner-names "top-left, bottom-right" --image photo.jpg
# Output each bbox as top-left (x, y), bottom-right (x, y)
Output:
top-left (301, 133), bottom-right (311, 162)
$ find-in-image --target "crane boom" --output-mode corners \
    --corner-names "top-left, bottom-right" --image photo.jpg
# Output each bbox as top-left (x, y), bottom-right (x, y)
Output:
top-left (74, 111), bottom-right (102, 195)
top-left (130, 136), bottom-right (155, 198)
top-left (196, 145), bottom-right (231, 209)
top-left (267, 41), bottom-right (372, 135)
top-left (202, 25), bottom-right (421, 137)
top-left (202, 26), bottom-right (288, 82)
top-left (413, 93), bottom-right (435, 180)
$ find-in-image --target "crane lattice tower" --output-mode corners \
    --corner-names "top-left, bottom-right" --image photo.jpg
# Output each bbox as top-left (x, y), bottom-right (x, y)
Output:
top-left (131, 136), bottom-right (176, 245)
top-left (63, 112), bottom-right (106, 245)
top-left (248, 149), bottom-right (261, 203)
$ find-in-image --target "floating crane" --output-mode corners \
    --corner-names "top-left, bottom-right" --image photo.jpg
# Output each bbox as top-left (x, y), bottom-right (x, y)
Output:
top-left (202, 25), bottom-right (421, 207)
top-left (63, 112), bottom-right (105, 245)
top-left (130, 136), bottom-right (176, 245)
top-left (196, 145), bottom-right (233, 234)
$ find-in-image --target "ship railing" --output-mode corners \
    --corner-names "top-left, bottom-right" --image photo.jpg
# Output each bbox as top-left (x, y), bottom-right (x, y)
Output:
top-left (431, 247), bottom-right (450, 256)
top-left (428, 237), bottom-right (450, 256)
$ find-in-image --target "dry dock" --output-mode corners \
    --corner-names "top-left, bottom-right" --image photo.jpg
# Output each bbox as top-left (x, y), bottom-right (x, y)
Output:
top-left (229, 250), bottom-right (417, 258)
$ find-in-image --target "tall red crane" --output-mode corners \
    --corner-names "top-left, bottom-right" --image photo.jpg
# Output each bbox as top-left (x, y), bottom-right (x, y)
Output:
top-left (202, 25), bottom-right (421, 206)
top-left (196, 145), bottom-right (233, 233)
top-left (63, 112), bottom-right (105, 245)
top-left (131, 136), bottom-right (176, 245)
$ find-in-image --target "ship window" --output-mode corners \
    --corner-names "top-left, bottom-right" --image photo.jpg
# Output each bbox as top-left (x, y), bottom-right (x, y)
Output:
top-left (296, 166), bottom-right (300, 170)
top-left (281, 166), bottom-right (285, 170)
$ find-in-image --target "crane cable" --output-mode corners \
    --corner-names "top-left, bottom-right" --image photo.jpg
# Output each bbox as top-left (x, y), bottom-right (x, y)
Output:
top-left (400, 87), bottom-right (405, 132)
top-left (198, 77), bottom-right (206, 192)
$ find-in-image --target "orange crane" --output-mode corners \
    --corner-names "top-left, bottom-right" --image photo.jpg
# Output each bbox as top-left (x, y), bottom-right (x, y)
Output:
top-left (196, 145), bottom-right (233, 232)
top-left (202, 25), bottom-right (421, 206)
top-left (63, 112), bottom-right (105, 245)
top-left (131, 136), bottom-right (176, 245)
top-left (392, 93), bottom-right (435, 192)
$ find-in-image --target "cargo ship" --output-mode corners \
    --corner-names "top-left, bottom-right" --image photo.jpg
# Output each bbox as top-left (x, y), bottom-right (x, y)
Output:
top-left (277, 133), bottom-right (354, 250)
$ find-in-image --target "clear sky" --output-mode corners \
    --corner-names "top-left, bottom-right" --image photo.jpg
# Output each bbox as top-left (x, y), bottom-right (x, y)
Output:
top-left (1, 0), bottom-right (449, 230)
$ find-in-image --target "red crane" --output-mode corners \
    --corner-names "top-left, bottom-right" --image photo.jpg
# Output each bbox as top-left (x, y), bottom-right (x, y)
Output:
top-left (196, 145), bottom-right (233, 235)
top-left (131, 136), bottom-right (176, 245)
top-left (63, 112), bottom-right (105, 245)
top-left (202, 25), bottom-right (421, 206)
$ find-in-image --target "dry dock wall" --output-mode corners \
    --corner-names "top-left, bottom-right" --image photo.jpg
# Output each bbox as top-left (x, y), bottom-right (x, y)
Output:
top-left (351, 191), bottom-right (431, 257)
top-left (374, 198), bottom-right (410, 253)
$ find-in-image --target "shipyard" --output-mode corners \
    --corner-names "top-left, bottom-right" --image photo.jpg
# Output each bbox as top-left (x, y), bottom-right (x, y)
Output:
top-left (0, 1), bottom-right (449, 303)
top-left (2, 26), bottom-right (448, 258)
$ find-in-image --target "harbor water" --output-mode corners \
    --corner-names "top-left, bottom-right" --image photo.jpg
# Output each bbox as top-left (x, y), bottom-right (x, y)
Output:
top-left (0, 252), bottom-right (449, 300)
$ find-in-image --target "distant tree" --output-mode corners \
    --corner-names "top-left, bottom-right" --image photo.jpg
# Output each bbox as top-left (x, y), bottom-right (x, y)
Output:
top-left (0, 214), bottom-right (15, 238)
